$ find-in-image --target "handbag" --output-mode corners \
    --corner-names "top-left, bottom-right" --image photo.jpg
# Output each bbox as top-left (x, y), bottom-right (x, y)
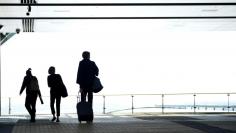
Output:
top-left (92, 76), bottom-right (103, 93)
top-left (61, 82), bottom-right (68, 98)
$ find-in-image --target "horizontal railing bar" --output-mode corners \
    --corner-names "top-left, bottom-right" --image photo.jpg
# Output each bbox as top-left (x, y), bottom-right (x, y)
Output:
top-left (94, 92), bottom-right (236, 96)
top-left (106, 106), bottom-right (236, 113)
top-left (1, 17), bottom-right (236, 19)
top-left (2, 92), bottom-right (236, 98)
top-left (106, 108), bottom-right (133, 114)
top-left (1, 3), bottom-right (236, 6)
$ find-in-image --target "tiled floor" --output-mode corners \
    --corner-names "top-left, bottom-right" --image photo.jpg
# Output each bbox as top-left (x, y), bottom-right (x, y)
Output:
top-left (1, 114), bottom-right (236, 133)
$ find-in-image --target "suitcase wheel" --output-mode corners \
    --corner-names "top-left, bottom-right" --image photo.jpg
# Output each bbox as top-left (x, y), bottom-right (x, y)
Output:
top-left (86, 120), bottom-right (93, 124)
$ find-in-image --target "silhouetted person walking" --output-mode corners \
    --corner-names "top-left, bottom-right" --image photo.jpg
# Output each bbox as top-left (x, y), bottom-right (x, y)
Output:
top-left (20, 68), bottom-right (42, 122)
top-left (77, 51), bottom-right (99, 106)
top-left (47, 66), bottom-right (64, 122)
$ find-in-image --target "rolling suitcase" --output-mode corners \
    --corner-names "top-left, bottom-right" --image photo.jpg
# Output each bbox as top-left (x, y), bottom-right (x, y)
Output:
top-left (76, 101), bottom-right (93, 123)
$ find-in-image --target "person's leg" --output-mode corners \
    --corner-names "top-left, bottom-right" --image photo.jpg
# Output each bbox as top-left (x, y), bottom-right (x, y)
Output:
top-left (25, 95), bottom-right (32, 117)
top-left (30, 93), bottom-right (37, 122)
top-left (50, 93), bottom-right (56, 121)
top-left (56, 95), bottom-right (61, 122)
top-left (88, 91), bottom-right (93, 107)
top-left (81, 89), bottom-right (87, 102)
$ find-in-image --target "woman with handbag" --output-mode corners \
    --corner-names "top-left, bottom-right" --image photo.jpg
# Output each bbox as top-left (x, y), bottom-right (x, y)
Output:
top-left (47, 66), bottom-right (67, 122)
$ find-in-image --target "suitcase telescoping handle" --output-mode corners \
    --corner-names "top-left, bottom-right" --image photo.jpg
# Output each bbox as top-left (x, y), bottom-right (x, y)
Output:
top-left (78, 91), bottom-right (81, 102)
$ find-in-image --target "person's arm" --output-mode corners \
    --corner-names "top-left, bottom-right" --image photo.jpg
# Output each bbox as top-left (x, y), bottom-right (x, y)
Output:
top-left (94, 62), bottom-right (99, 76)
top-left (76, 62), bottom-right (81, 84)
top-left (58, 74), bottom-right (63, 85)
top-left (38, 89), bottom-right (42, 97)
top-left (47, 76), bottom-right (51, 88)
top-left (36, 77), bottom-right (43, 104)
top-left (20, 77), bottom-right (27, 95)
top-left (35, 77), bottom-right (42, 97)
top-left (37, 86), bottom-right (43, 104)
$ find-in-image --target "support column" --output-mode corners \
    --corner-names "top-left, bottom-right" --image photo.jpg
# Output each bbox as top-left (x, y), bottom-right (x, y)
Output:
top-left (0, 43), bottom-right (1, 116)
top-left (0, 32), bottom-right (15, 116)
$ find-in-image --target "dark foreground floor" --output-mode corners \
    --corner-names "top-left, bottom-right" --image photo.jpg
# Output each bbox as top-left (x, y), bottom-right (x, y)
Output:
top-left (1, 114), bottom-right (236, 133)
top-left (0, 123), bottom-right (14, 133)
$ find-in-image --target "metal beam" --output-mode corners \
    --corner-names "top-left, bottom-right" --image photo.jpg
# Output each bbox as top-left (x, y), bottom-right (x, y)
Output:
top-left (0, 33), bottom-right (16, 45)
top-left (1, 3), bottom-right (235, 20)
top-left (0, 3), bottom-right (236, 6)
top-left (1, 17), bottom-right (236, 19)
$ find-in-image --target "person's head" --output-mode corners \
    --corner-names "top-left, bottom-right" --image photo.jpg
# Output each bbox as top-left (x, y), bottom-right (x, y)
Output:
top-left (26, 68), bottom-right (32, 76)
top-left (48, 66), bottom-right (55, 74)
top-left (82, 51), bottom-right (90, 59)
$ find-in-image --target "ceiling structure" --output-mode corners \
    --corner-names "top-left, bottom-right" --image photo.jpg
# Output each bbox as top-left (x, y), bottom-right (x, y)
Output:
top-left (0, 0), bottom-right (236, 34)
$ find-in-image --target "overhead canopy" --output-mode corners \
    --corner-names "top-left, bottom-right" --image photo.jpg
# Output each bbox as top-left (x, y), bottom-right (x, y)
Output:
top-left (0, 0), bottom-right (236, 32)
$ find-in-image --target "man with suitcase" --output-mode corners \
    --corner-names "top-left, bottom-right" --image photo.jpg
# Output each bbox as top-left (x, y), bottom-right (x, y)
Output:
top-left (76, 51), bottom-right (99, 123)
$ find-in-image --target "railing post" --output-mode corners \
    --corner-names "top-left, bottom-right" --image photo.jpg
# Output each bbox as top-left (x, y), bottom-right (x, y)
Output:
top-left (131, 95), bottom-right (134, 115)
top-left (193, 94), bottom-right (196, 113)
top-left (103, 95), bottom-right (106, 114)
top-left (8, 97), bottom-right (11, 115)
top-left (162, 94), bottom-right (164, 114)
top-left (227, 93), bottom-right (230, 112)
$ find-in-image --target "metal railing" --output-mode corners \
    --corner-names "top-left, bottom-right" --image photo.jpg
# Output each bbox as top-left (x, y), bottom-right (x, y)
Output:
top-left (1, 92), bottom-right (236, 115)
top-left (97, 93), bottom-right (236, 114)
